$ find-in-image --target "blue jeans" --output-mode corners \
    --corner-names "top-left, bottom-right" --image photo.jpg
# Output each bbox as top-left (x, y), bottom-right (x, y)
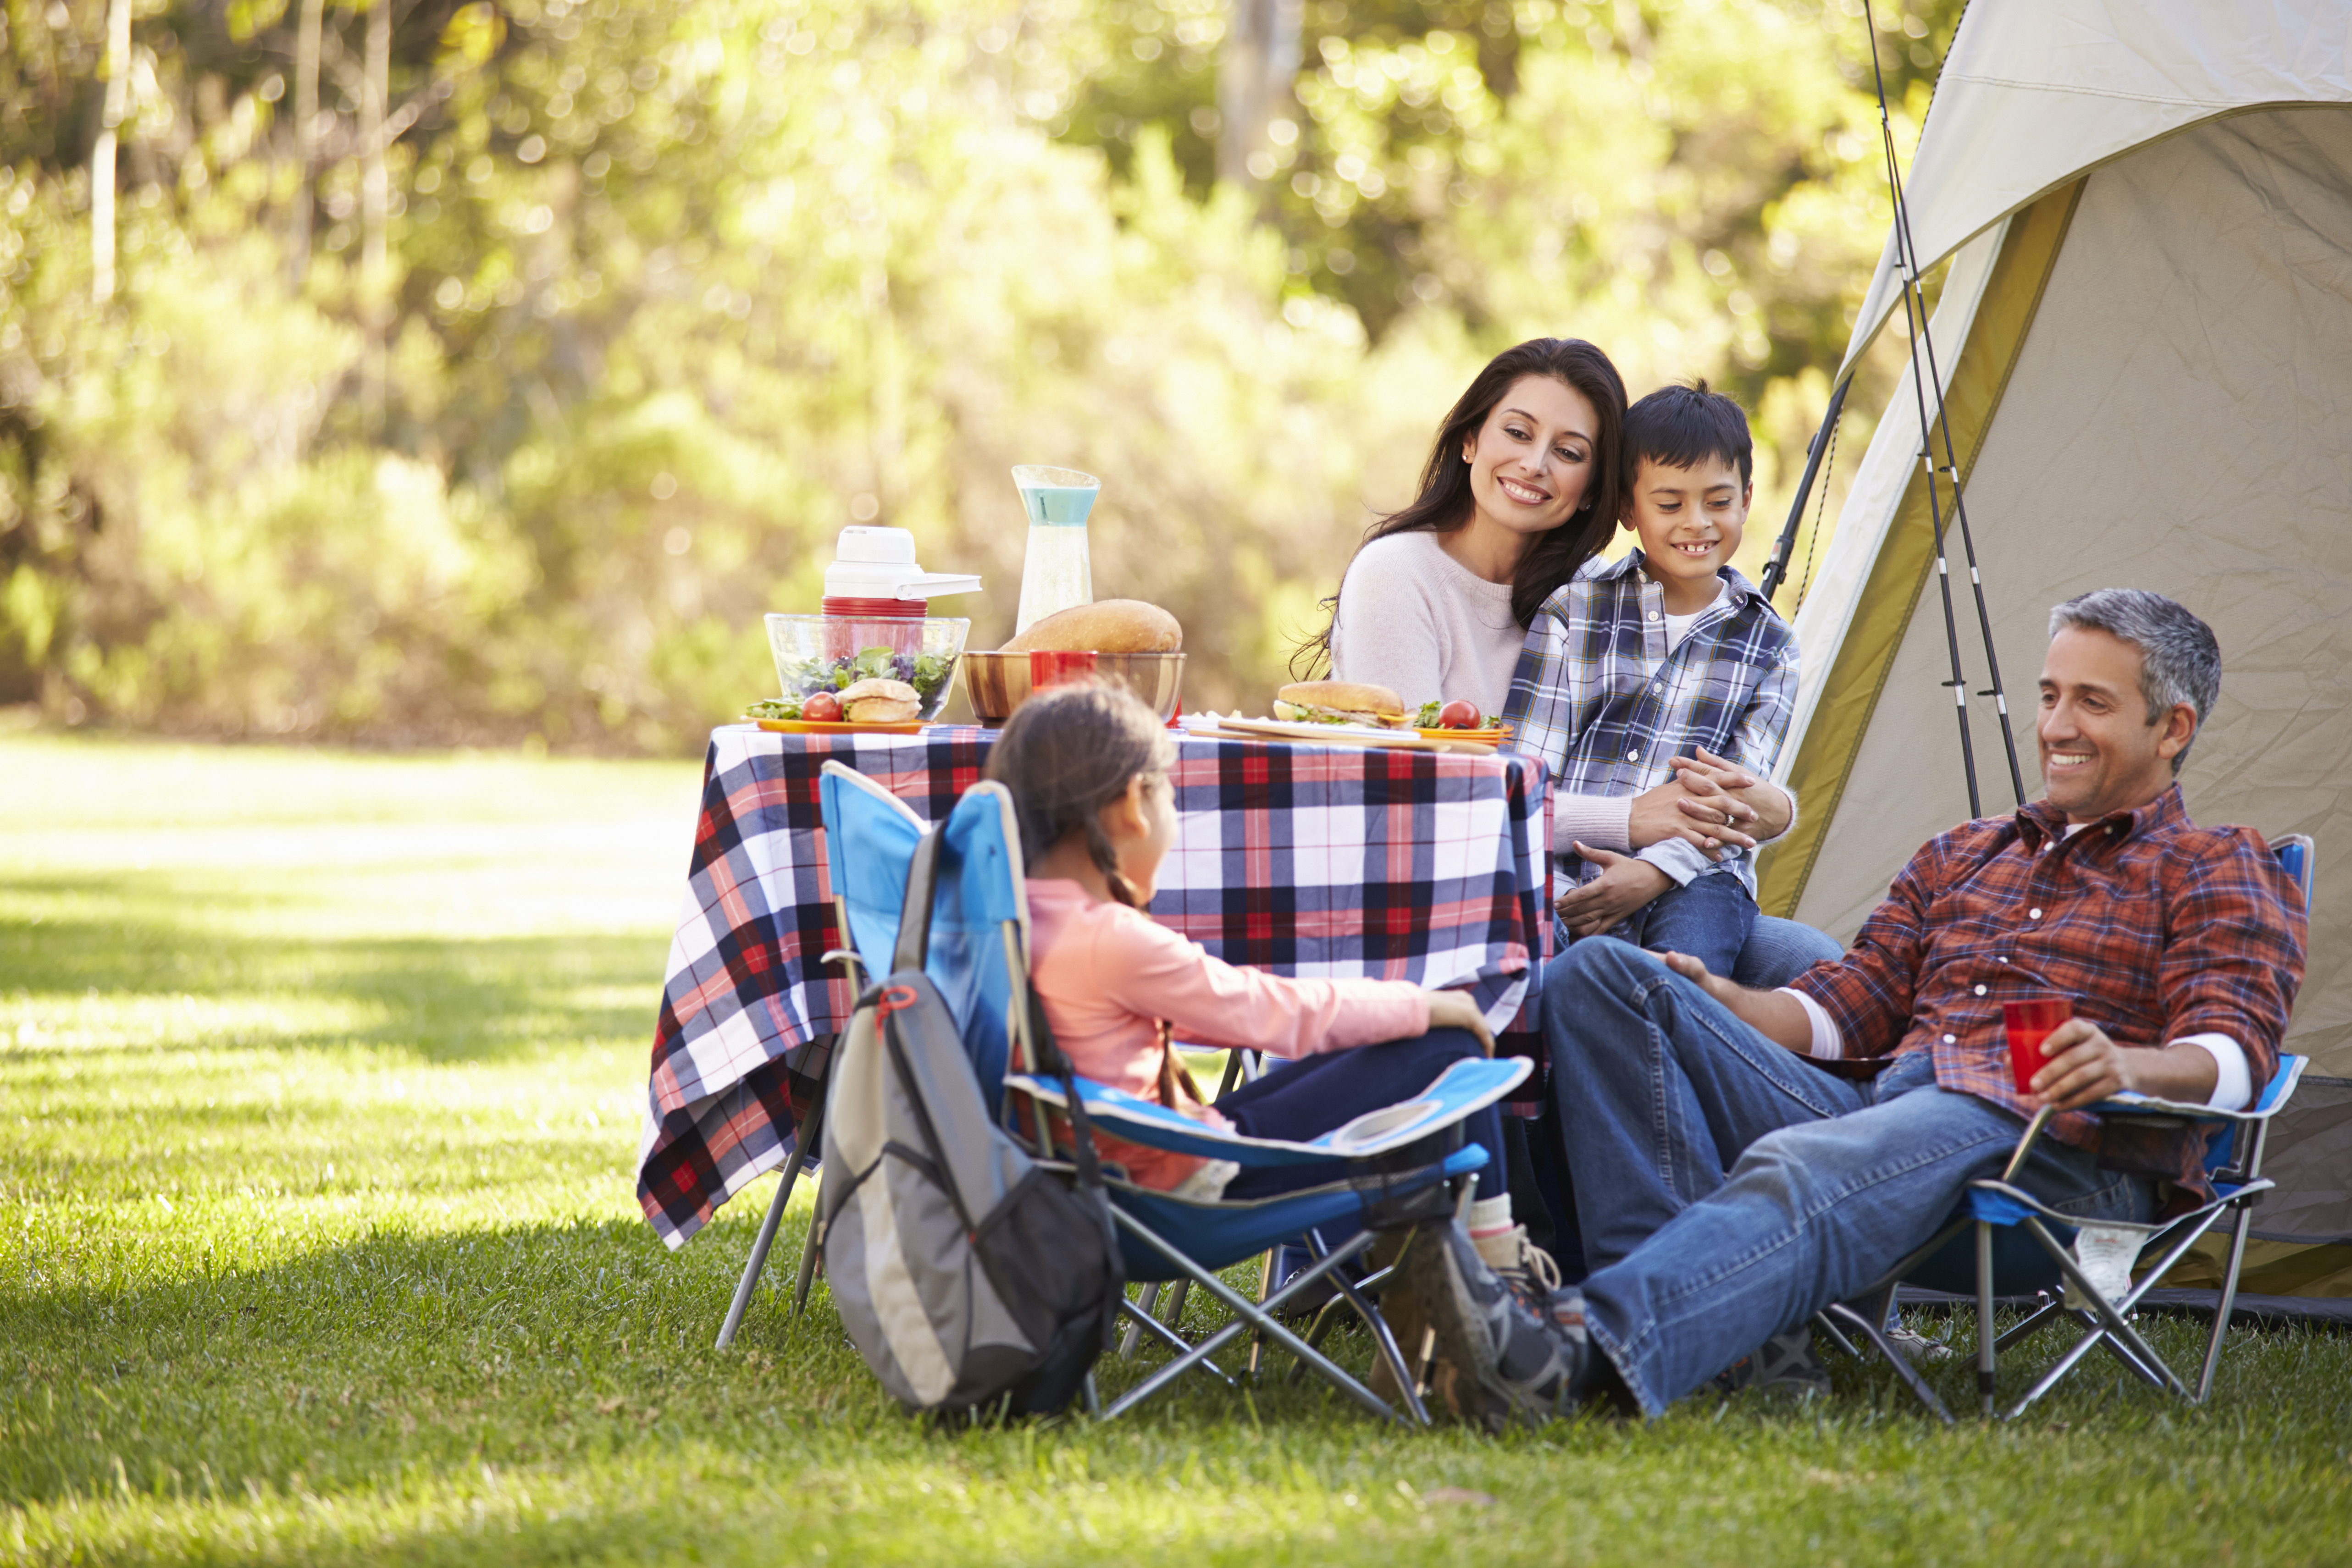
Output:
top-left (1627, 872), bottom-right (1756, 976)
top-left (1217, 1027), bottom-right (1503, 1201)
top-left (1543, 940), bottom-right (2157, 1415)
top-left (1550, 911), bottom-right (1839, 989)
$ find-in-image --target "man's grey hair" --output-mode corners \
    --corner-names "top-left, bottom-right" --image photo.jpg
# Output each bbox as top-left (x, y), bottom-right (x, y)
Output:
top-left (2048, 589), bottom-right (2221, 774)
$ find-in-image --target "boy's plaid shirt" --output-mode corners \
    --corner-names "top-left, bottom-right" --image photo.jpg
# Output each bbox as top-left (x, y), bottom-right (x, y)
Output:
top-left (1788, 786), bottom-right (2307, 1197)
top-left (1501, 551), bottom-right (1799, 893)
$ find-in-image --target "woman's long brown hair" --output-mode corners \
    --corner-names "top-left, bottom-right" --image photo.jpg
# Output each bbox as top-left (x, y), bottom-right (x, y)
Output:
top-left (1293, 337), bottom-right (1627, 679)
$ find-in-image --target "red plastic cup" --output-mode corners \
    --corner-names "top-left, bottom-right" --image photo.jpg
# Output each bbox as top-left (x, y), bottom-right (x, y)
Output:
top-left (1028, 650), bottom-right (1099, 690)
top-left (2003, 997), bottom-right (2074, 1095)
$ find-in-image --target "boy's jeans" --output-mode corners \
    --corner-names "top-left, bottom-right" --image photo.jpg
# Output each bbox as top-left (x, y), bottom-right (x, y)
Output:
top-left (1542, 939), bottom-right (2157, 1416)
top-left (1627, 869), bottom-right (1756, 975)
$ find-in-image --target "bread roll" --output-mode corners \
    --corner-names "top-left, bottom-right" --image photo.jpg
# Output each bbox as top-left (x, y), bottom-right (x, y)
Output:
top-left (1001, 599), bottom-right (1182, 654)
top-left (837, 677), bottom-right (921, 723)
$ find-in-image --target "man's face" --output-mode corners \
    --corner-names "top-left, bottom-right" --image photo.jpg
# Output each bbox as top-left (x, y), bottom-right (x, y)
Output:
top-left (2036, 626), bottom-right (2196, 822)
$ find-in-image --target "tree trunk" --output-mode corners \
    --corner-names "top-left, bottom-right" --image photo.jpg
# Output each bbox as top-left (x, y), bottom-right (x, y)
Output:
top-left (288, 0), bottom-right (323, 289)
top-left (1216, 0), bottom-right (1301, 190)
top-left (360, 0), bottom-right (390, 431)
top-left (89, 0), bottom-right (133, 304)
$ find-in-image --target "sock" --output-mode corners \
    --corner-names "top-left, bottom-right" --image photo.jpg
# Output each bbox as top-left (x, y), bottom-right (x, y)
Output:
top-left (1467, 1194), bottom-right (1515, 1239)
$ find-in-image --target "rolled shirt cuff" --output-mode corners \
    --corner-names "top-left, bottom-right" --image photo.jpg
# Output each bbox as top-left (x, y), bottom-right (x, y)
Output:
top-left (2176, 1032), bottom-right (2253, 1112)
top-left (1552, 790), bottom-right (1633, 855)
top-left (1635, 837), bottom-right (1713, 888)
top-left (1778, 987), bottom-right (1844, 1060)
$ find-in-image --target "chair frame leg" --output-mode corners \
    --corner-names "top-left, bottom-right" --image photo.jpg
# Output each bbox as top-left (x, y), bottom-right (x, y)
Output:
top-left (1119, 1282), bottom-right (1163, 1360)
top-left (2197, 1201), bottom-right (2255, 1402)
top-left (1818, 1297), bottom-right (1954, 1425)
top-left (1118, 1296), bottom-right (1236, 1386)
top-left (716, 1082), bottom-right (826, 1348)
top-left (1097, 1213), bottom-right (1406, 1425)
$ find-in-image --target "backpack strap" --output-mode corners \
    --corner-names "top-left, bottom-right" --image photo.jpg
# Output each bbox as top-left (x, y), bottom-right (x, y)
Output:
top-left (1020, 977), bottom-right (1110, 1199)
top-left (891, 828), bottom-right (945, 973)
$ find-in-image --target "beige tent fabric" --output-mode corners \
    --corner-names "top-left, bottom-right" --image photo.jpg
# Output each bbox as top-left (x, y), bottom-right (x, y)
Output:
top-left (1781, 108), bottom-right (2352, 1081)
top-left (1839, 0), bottom-right (2352, 381)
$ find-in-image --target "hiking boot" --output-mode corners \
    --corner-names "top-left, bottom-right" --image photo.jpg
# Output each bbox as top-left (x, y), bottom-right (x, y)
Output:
top-left (1399, 1220), bottom-right (1590, 1431)
top-left (1363, 1230), bottom-right (1428, 1406)
top-left (1714, 1326), bottom-right (1830, 1399)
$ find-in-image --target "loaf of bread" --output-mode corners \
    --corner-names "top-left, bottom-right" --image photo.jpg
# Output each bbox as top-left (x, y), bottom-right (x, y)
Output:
top-left (1001, 599), bottom-right (1182, 654)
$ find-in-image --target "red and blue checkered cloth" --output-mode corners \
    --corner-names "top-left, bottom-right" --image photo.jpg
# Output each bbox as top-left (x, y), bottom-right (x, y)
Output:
top-left (637, 723), bottom-right (1554, 1248)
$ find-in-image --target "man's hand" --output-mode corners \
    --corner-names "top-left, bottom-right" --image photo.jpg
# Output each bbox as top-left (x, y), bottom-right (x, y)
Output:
top-left (1627, 778), bottom-right (1752, 859)
top-left (1424, 988), bottom-right (1496, 1054)
top-left (1671, 747), bottom-right (1794, 843)
top-left (2030, 1020), bottom-right (2221, 1110)
top-left (1555, 845), bottom-right (1673, 938)
top-left (1655, 950), bottom-right (1816, 1055)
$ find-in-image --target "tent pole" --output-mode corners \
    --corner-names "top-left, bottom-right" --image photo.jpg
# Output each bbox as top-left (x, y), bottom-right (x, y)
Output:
top-left (1865, 0), bottom-right (1981, 819)
top-left (1760, 374), bottom-right (1850, 603)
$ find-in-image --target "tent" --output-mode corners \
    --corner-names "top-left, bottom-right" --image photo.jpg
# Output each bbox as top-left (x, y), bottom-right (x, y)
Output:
top-left (1759, 0), bottom-right (2352, 1301)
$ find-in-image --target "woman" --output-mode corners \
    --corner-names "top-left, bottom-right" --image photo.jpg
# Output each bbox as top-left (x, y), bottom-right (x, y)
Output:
top-left (1299, 338), bottom-right (1626, 719)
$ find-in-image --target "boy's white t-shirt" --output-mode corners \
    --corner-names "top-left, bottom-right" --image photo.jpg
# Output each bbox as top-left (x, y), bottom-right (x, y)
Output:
top-left (1661, 581), bottom-right (1732, 651)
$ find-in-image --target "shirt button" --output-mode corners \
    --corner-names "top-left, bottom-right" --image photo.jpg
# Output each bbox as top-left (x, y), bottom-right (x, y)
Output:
top-left (1625, 748), bottom-right (1639, 761)
top-left (2028, 907), bottom-right (2043, 920)
top-left (1974, 984), bottom-right (1987, 996)
top-left (1942, 1034), bottom-right (1956, 1044)
top-left (1648, 611), bottom-right (1661, 621)
top-left (1997, 955), bottom-right (2009, 964)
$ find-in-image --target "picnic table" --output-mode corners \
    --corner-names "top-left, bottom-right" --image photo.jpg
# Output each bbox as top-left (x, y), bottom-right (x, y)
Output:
top-left (637, 723), bottom-right (1554, 1247)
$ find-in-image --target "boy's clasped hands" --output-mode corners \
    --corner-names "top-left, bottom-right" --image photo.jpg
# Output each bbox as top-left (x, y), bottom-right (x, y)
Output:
top-left (1555, 747), bottom-right (1791, 939)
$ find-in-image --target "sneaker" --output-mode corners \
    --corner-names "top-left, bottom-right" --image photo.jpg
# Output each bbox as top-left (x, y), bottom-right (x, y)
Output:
top-left (1714, 1326), bottom-right (1830, 1399)
top-left (1473, 1221), bottom-right (1562, 1305)
top-left (1882, 1319), bottom-right (1953, 1365)
top-left (1399, 1221), bottom-right (1590, 1431)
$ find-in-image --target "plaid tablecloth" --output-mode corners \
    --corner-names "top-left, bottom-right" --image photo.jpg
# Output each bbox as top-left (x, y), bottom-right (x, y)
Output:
top-left (638, 723), bottom-right (1553, 1248)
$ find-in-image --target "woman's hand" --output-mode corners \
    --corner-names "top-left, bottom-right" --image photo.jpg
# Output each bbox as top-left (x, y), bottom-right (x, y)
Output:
top-left (1425, 989), bottom-right (1496, 1054)
top-left (1554, 844), bottom-right (1674, 938)
top-left (1627, 778), bottom-right (1749, 858)
top-left (1670, 748), bottom-right (1793, 842)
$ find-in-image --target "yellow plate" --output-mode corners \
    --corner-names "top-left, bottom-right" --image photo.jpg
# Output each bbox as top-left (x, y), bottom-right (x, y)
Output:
top-left (1415, 726), bottom-right (1509, 744)
top-left (753, 718), bottom-right (925, 735)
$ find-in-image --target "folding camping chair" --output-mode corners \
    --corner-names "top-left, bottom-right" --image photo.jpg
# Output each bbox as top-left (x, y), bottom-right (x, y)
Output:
top-left (1817, 834), bottom-right (2316, 1422)
top-left (799, 760), bottom-right (1529, 1423)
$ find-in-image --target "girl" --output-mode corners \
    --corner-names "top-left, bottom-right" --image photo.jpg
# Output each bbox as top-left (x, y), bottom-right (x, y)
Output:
top-left (1299, 337), bottom-right (1627, 719)
top-left (988, 681), bottom-right (1594, 1427)
top-left (984, 681), bottom-right (1515, 1216)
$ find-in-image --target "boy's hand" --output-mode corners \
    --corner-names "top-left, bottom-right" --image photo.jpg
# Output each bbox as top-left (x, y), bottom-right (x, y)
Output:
top-left (1670, 747), bottom-right (1793, 842)
top-left (1555, 845), bottom-right (1675, 938)
top-left (1424, 988), bottom-right (1496, 1054)
top-left (1627, 778), bottom-right (1750, 859)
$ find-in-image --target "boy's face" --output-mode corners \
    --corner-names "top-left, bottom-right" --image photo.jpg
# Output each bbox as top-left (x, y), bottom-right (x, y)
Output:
top-left (1621, 455), bottom-right (1749, 614)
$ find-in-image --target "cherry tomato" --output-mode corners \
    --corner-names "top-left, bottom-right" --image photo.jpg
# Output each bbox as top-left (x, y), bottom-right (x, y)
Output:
top-left (1436, 699), bottom-right (1480, 730)
top-left (802, 691), bottom-right (843, 723)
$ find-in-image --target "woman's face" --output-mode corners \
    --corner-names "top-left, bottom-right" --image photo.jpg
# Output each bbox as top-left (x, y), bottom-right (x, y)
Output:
top-left (1460, 374), bottom-right (1601, 544)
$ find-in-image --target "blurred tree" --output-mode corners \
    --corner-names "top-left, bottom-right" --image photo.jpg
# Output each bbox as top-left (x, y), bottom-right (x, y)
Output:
top-left (0, 0), bottom-right (1966, 748)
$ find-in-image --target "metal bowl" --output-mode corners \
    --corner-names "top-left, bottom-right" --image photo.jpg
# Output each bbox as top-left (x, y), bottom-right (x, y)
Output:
top-left (959, 651), bottom-right (1186, 727)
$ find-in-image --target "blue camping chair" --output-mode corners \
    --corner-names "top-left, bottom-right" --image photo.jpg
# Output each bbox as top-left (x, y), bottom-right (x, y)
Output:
top-left (798, 761), bottom-right (1529, 1423)
top-left (1817, 834), bottom-right (2316, 1422)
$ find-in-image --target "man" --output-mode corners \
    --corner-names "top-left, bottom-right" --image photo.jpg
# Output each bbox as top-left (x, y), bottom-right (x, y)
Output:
top-left (1394, 588), bottom-right (2306, 1425)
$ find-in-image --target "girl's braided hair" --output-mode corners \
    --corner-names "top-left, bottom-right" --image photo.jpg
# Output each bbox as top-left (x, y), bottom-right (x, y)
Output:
top-left (984, 680), bottom-right (1175, 909)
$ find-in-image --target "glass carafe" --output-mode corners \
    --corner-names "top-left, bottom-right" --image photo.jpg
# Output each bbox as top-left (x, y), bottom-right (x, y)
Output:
top-left (1011, 465), bottom-right (1099, 635)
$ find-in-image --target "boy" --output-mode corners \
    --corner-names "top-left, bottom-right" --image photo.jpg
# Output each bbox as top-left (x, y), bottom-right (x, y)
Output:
top-left (1501, 380), bottom-right (1800, 975)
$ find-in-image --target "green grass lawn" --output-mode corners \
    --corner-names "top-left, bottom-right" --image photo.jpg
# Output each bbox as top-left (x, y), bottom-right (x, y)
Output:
top-left (2, 732), bottom-right (2348, 1566)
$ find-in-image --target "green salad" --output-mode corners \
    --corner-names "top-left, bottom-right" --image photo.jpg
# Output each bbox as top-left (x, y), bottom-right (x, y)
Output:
top-left (750, 645), bottom-right (957, 721)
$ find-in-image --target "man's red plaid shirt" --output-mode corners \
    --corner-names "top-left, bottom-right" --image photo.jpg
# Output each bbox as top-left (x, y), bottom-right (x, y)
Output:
top-left (1789, 784), bottom-right (2307, 1195)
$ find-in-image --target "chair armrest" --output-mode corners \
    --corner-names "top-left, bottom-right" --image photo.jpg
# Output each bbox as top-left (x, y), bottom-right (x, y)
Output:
top-left (1005, 1055), bottom-right (1529, 1170)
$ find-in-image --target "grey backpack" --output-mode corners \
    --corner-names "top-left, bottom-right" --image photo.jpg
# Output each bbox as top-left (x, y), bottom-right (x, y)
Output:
top-left (815, 830), bottom-right (1124, 1416)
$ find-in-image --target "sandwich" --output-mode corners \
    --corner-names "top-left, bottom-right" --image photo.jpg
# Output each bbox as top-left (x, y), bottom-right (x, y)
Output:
top-left (1272, 679), bottom-right (1409, 729)
top-left (836, 677), bottom-right (922, 723)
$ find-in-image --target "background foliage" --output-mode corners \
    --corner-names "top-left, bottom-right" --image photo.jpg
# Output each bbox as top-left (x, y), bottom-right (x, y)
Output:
top-left (0, 0), bottom-right (1960, 750)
